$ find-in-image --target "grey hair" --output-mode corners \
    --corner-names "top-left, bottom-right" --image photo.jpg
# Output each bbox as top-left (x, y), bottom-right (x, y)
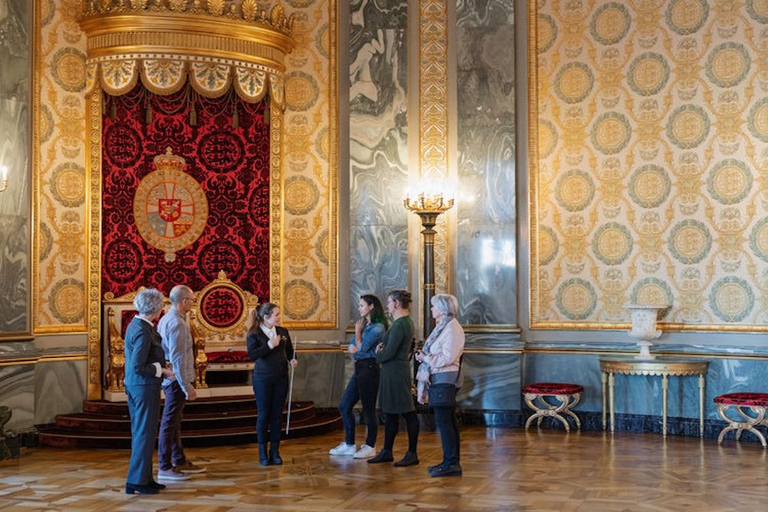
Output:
top-left (133, 288), bottom-right (165, 316)
top-left (169, 285), bottom-right (193, 306)
top-left (431, 294), bottom-right (458, 318)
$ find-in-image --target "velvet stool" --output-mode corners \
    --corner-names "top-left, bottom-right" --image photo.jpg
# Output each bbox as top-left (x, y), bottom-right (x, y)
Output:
top-left (522, 382), bottom-right (583, 432)
top-left (714, 393), bottom-right (768, 447)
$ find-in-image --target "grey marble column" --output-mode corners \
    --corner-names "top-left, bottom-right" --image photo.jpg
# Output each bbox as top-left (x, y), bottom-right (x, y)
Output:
top-left (455, 0), bottom-right (516, 326)
top-left (0, 0), bottom-right (31, 334)
top-left (348, 0), bottom-right (410, 320)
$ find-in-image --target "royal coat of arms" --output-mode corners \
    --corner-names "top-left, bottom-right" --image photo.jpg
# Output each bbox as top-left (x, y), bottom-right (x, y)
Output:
top-left (133, 148), bottom-right (209, 262)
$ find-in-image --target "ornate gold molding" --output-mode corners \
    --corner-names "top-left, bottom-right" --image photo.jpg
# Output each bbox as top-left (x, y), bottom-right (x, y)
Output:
top-left (86, 86), bottom-right (103, 400)
top-left (418, 0), bottom-right (451, 298)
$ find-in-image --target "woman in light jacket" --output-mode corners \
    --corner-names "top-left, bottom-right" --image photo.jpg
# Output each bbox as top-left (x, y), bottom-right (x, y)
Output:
top-left (415, 294), bottom-right (465, 477)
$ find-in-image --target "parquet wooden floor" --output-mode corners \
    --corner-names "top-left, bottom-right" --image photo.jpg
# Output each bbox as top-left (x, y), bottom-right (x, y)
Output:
top-left (1, 426), bottom-right (766, 511)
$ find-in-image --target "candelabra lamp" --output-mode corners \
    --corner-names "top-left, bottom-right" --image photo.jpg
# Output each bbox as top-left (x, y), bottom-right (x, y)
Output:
top-left (403, 190), bottom-right (454, 341)
top-left (0, 166), bottom-right (8, 192)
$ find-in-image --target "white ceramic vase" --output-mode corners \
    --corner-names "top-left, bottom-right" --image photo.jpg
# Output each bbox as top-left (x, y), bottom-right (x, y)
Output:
top-left (625, 305), bottom-right (664, 359)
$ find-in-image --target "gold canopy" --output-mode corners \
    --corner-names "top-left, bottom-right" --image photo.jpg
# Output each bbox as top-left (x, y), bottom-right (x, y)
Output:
top-left (79, 0), bottom-right (294, 104)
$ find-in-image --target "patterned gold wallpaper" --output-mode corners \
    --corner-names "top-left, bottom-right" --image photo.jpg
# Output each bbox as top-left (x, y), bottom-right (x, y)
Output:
top-left (530, 0), bottom-right (768, 330)
top-left (33, 0), bottom-right (88, 333)
top-left (33, 0), bottom-right (338, 331)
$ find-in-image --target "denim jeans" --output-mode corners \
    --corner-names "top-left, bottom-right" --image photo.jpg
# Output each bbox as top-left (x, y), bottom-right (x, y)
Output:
top-left (433, 405), bottom-right (460, 465)
top-left (339, 358), bottom-right (379, 447)
top-left (158, 380), bottom-right (187, 471)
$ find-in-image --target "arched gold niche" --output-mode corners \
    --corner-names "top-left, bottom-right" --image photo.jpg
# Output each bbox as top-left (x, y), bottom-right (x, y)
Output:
top-left (80, 0), bottom-right (294, 399)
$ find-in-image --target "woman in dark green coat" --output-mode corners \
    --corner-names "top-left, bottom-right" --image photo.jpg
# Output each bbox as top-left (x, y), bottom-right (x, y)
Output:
top-left (368, 289), bottom-right (420, 467)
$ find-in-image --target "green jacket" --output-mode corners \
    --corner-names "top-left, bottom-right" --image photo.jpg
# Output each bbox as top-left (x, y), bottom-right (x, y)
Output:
top-left (376, 315), bottom-right (415, 414)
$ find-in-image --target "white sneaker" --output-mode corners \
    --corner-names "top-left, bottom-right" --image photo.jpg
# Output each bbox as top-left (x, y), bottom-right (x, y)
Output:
top-left (353, 444), bottom-right (376, 459)
top-left (329, 442), bottom-right (357, 456)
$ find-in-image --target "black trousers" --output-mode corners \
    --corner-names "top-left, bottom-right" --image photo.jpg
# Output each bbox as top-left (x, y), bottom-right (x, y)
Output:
top-left (433, 405), bottom-right (460, 465)
top-left (253, 374), bottom-right (289, 444)
top-left (339, 359), bottom-right (380, 447)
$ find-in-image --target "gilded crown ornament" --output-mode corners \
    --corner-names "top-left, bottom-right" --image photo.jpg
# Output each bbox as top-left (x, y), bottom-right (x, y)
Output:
top-left (82, 0), bottom-right (294, 36)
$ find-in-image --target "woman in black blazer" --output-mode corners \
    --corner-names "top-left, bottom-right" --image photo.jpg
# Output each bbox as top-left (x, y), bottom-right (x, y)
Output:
top-left (246, 303), bottom-right (298, 466)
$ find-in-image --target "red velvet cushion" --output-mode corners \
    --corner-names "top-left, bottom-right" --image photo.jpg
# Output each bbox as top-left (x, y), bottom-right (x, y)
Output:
top-left (523, 382), bottom-right (584, 395)
top-left (714, 393), bottom-right (768, 407)
top-left (206, 351), bottom-right (250, 364)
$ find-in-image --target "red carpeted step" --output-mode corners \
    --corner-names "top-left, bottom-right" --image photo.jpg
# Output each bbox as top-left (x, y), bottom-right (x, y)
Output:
top-left (39, 397), bottom-right (341, 449)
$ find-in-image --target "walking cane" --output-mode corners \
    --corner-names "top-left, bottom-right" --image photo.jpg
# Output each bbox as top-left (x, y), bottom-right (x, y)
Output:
top-left (286, 336), bottom-right (297, 434)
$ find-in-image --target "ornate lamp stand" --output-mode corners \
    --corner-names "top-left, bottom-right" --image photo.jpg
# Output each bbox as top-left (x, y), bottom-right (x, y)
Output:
top-left (404, 191), bottom-right (454, 341)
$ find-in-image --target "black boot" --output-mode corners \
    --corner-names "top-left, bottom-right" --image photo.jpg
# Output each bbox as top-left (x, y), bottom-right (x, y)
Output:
top-left (367, 449), bottom-right (394, 464)
top-left (270, 442), bottom-right (283, 465)
top-left (430, 462), bottom-right (462, 477)
top-left (258, 444), bottom-right (271, 466)
top-left (394, 451), bottom-right (419, 467)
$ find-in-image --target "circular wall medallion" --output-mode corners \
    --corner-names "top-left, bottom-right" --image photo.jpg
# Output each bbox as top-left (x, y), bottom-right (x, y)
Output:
top-left (539, 120), bottom-right (558, 158)
top-left (315, 229), bottom-right (329, 264)
top-left (666, 105), bottom-right (710, 149)
top-left (631, 278), bottom-right (674, 308)
top-left (749, 218), bottom-right (768, 263)
top-left (199, 130), bottom-right (245, 173)
top-left (556, 278), bottom-right (597, 320)
top-left (284, 71), bottom-right (319, 112)
top-left (284, 176), bottom-right (320, 215)
top-left (709, 277), bottom-right (754, 323)
top-left (747, 98), bottom-right (768, 143)
top-left (133, 152), bottom-right (209, 262)
top-left (592, 222), bottom-right (633, 265)
top-left (746, 0), bottom-right (768, 23)
top-left (50, 163), bottom-right (86, 207)
top-left (539, 226), bottom-right (559, 266)
top-left (555, 170), bottom-right (595, 212)
top-left (284, 279), bottom-right (320, 320)
top-left (200, 286), bottom-right (245, 329)
top-left (51, 48), bottom-right (86, 93)
top-left (590, 2), bottom-right (631, 45)
top-left (591, 112), bottom-right (632, 155)
top-left (668, 219), bottom-right (712, 264)
top-left (627, 53), bottom-right (670, 96)
top-left (49, 278), bottom-right (85, 324)
top-left (105, 124), bottom-right (142, 167)
top-left (665, 0), bottom-right (709, 35)
top-left (555, 62), bottom-right (594, 104)
top-left (200, 241), bottom-right (246, 280)
top-left (628, 164), bottom-right (671, 208)
top-left (706, 43), bottom-right (751, 88)
top-left (103, 239), bottom-right (143, 283)
top-left (707, 159), bottom-right (752, 205)
top-left (538, 14), bottom-right (558, 53)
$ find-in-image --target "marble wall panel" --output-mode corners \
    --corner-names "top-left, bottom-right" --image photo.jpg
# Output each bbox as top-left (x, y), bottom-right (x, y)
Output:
top-left (0, 364), bottom-right (34, 430)
top-left (456, 223), bottom-right (517, 324)
top-left (349, 0), bottom-right (409, 320)
top-left (34, 360), bottom-right (86, 425)
top-left (290, 351), bottom-right (346, 408)
top-left (349, 225), bottom-right (408, 321)
top-left (455, 0), bottom-right (516, 326)
top-left (0, 0), bottom-right (30, 334)
top-left (459, 352), bottom-right (521, 410)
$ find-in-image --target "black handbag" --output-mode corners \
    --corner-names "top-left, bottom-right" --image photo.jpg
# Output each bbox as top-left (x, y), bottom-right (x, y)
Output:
top-left (428, 383), bottom-right (457, 407)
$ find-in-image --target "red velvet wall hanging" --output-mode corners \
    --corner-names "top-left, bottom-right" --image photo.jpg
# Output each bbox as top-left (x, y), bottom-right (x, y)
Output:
top-left (101, 81), bottom-right (270, 302)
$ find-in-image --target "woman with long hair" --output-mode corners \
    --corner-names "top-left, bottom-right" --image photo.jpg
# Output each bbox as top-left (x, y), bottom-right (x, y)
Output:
top-left (246, 303), bottom-right (297, 466)
top-left (329, 294), bottom-right (388, 459)
top-left (415, 294), bottom-right (465, 477)
top-left (124, 288), bottom-right (175, 494)
top-left (368, 289), bottom-right (420, 467)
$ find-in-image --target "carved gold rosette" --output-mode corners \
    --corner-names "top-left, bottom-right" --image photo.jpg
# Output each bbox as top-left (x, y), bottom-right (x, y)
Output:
top-left (81, 0), bottom-right (292, 399)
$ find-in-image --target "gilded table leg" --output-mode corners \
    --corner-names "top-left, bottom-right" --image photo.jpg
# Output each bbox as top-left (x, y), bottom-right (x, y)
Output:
top-left (602, 371), bottom-right (607, 430)
top-left (699, 374), bottom-right (705, 437)
top-left (662, 374), bottom-right (668, 437)
top-left (609, 372), bottom-right (615, 433)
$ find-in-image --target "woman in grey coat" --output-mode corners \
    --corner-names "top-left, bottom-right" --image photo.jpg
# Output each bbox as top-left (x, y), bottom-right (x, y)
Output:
top-left (368, 289), bottom-right (419, 467)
